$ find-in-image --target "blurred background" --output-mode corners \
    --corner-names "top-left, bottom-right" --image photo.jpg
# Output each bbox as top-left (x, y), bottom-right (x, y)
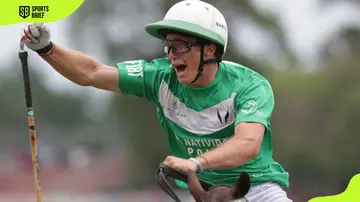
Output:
top-left (1, 0), bottom-right (360, 201)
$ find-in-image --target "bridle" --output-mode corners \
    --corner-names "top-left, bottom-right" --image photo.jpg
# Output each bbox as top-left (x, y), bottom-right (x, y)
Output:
top-left (156, 163), bottom-right (251, 202)
top-left (155, 163), bottom-right (214, 202)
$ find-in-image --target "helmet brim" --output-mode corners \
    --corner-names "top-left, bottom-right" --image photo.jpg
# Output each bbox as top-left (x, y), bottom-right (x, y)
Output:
top-left (145, 19), bottom-right (225, 47)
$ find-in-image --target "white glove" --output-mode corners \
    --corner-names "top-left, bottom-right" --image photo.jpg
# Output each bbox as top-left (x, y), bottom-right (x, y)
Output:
top-left (20, 23), bottom-right (51, 52)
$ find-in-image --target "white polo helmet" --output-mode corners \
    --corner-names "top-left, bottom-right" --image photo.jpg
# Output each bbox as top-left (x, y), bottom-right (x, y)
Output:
top-left (145, 0), bottom-right (228, 55)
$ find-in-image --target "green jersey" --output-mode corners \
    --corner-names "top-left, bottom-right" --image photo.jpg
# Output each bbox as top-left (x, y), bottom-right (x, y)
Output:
top-left (116, 58), bottom-right (289, 189)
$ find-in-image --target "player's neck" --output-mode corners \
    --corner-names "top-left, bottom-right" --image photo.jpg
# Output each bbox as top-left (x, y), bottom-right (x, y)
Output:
top-left (189, 63), bottom-right (219, 87)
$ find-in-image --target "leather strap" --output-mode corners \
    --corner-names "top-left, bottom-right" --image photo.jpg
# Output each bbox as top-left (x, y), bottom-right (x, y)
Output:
top-left (155, 163), bottom-right (214, 202)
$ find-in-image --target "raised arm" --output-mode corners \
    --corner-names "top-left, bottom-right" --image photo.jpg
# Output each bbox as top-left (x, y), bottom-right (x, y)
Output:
top-left (21, 23), bottom-right (120, 93)
top-left (40, 44), bottom-right (120, 92)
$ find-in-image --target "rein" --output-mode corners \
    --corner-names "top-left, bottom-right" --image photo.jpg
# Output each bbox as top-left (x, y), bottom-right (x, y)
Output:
top-left (155, 163), bottom-right (214, 202)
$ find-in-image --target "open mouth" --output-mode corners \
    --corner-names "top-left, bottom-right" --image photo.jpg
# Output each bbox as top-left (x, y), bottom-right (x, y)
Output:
top-left (173, 64), bottom-right (187, 73)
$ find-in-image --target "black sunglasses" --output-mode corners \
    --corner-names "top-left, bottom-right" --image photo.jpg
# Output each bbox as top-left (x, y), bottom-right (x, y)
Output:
top-left (162, 39), bottom-right (200, 55)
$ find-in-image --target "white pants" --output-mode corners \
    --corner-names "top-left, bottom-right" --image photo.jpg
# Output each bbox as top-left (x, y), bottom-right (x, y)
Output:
top-left (244, 182), bottom-right (293, 202)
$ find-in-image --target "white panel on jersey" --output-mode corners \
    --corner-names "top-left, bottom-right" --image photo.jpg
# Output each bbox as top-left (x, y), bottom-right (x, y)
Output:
top-left (158, 80), bottom-right (236, 135)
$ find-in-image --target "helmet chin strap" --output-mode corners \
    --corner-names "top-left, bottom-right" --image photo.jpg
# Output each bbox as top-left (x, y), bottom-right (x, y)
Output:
top-left (191, 45), bottom-right (218, 83)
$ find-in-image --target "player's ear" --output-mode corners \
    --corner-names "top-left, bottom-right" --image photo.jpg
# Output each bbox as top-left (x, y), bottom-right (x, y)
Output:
top-left (204, 43), bottom-right (216, 58)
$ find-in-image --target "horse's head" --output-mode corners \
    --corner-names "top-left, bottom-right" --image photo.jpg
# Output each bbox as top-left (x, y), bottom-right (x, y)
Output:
top-left (188, 171), bottom-right (250, 202)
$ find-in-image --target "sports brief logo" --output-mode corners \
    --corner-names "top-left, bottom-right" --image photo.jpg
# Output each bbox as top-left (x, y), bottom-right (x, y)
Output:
top-left (19, 6), bottom-right (50, 19)
top-left (19, 6), bottom-right (30, 19)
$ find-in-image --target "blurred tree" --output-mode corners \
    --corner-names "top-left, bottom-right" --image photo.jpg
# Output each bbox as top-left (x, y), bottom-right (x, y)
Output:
top-left (319, 26), bottom-right (360, 65)
top-left (268, 31), bottom-right (360, 200)
top-left (0, 60), bottom-right (99, 153)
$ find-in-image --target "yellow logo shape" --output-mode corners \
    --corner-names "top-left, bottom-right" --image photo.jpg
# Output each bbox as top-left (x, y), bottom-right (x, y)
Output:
top-left (308, 174), bottom-right (360, 202)
top-left (0, 0), bottom-right (84, 26)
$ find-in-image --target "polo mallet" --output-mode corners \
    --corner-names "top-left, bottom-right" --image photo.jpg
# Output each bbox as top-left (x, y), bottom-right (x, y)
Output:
top-left (18, 41), bottom-right (42, 202)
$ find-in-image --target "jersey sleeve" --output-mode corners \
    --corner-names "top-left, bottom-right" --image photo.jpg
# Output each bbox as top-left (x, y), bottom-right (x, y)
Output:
top-left (116, 59), bottom-right (166, 103)
top-left (234, 77), bottom-right (275, 129)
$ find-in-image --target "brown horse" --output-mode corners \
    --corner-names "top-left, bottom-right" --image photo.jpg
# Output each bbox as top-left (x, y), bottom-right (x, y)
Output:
top-left (187, 171), bottom-right (251, 202)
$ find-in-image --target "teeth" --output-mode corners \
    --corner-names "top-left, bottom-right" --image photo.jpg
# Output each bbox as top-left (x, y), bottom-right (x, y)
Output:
top-left (174, 66), bottom-right (184, 73)
top-left (177, 68), bottom-right (185, 72)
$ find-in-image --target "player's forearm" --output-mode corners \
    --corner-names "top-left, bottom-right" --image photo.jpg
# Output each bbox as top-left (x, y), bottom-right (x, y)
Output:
top-left (40, 43), bottom-right (101, 86)
top-left (196, 136), bottom-right (259, 169)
